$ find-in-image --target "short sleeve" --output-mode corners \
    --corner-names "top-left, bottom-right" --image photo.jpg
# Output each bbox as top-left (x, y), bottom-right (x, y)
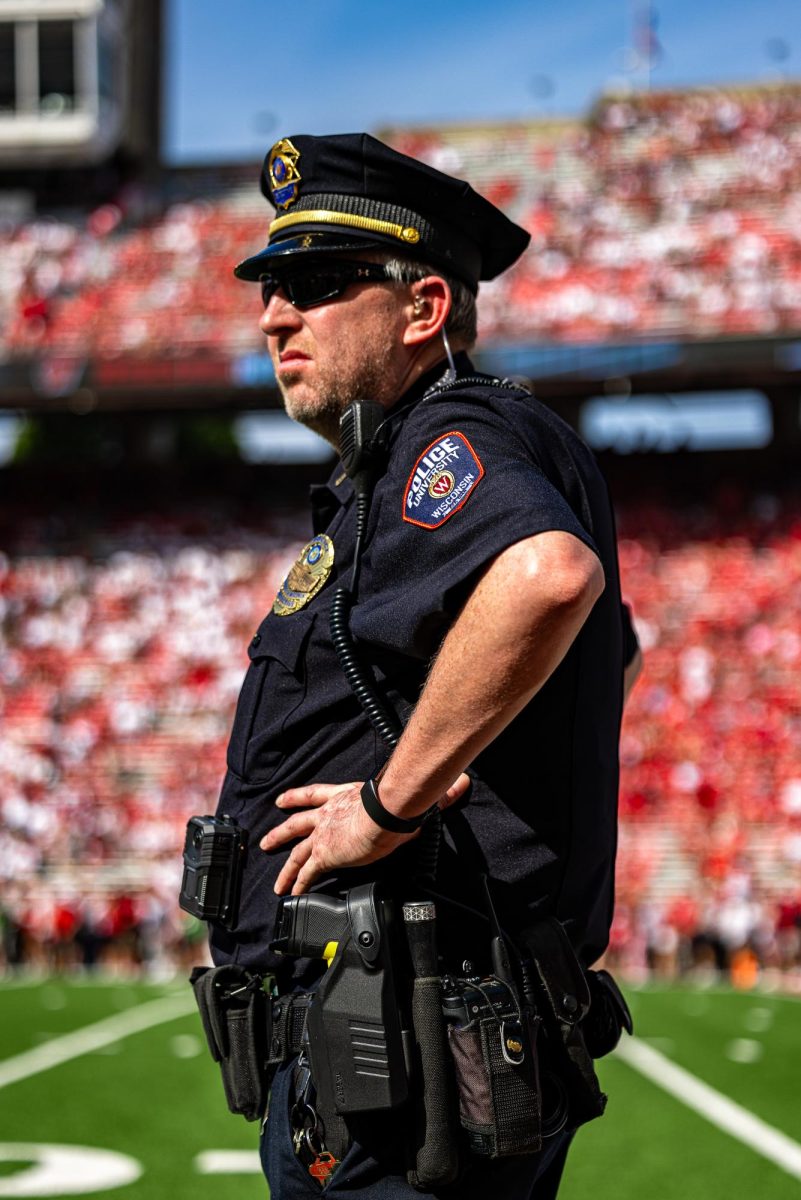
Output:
top-left (351, 390), bottom-right (600, 658)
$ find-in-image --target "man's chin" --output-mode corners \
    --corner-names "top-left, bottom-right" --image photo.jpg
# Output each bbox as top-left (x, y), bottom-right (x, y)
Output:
top-left (282, 394), bottom-right (323, 427)
top-left (280, 392), bottom-right (341, 447)
top-left (278, 382), bottom-right (319, 424)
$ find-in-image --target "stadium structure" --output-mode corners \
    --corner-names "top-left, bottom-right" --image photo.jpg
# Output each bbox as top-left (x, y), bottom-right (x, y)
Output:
top-left (1, 0), bottom-right (801, 989)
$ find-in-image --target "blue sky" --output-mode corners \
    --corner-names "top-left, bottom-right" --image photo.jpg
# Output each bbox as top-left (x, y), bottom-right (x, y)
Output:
top-left (165, 0), bottom-right (799, 162)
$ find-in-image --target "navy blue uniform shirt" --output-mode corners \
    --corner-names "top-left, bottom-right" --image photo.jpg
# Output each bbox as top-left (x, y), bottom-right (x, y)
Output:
top-left (211, 356), bottom-right (628, 986)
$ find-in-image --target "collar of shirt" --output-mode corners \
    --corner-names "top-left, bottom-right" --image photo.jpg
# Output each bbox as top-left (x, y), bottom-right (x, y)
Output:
top-left (309, 352), bottom-right (476, 533)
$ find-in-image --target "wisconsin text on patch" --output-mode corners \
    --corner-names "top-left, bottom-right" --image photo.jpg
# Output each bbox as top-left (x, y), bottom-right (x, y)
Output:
top-left (403, 432), bottom-right (484, 529)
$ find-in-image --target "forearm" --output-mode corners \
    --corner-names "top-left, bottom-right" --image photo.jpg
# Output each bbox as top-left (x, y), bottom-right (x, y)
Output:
top-left (376, 530), bottom-right (604, 819)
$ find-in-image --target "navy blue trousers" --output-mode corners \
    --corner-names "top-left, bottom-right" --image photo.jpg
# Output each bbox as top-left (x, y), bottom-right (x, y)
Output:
top-left (260, 1058), bottom-right (573, 1200)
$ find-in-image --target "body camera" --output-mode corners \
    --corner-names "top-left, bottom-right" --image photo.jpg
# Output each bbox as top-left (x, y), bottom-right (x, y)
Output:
top-left (180, 814), bottom-right (247, 929)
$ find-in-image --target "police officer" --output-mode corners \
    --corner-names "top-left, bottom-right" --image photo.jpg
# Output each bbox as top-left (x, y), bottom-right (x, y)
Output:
top-left (212, 132), bottom-right (640, 1199)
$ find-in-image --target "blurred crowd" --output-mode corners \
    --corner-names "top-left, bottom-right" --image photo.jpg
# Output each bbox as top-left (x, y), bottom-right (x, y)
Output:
top-left (0, 504), bottom-right (305, 976)
top-left (2, 486), bottom-right (801, 984)
top-left (2, 82), bottom-right (801, 363)
top-left (607, 487), bottom-right (801, 987)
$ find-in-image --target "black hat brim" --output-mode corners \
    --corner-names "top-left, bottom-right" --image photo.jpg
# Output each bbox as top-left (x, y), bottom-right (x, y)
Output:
top-left (234, 231), bottom-right (388, 281)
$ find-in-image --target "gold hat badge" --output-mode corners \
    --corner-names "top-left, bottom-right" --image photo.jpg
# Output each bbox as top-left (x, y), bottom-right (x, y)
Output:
top-left (268, 138), bottom-right (302, 210)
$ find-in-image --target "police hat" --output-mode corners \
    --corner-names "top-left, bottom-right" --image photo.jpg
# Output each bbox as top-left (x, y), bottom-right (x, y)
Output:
top-left (234, 132), bottom-right (530, 292)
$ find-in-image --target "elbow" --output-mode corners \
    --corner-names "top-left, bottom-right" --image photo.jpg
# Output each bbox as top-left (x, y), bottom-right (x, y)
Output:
top-left (582, 551), bottom-right (606, 612)
top-left (563, 550), bottom-right (605, 625)
top-left (539, 536), bottom-right (605, 620)
top-left (502, 531), bottom-right (606, 624)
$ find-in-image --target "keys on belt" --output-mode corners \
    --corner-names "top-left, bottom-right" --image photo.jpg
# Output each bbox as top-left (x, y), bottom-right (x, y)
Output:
top-left (290, 1050), bottom-right (340, 1186)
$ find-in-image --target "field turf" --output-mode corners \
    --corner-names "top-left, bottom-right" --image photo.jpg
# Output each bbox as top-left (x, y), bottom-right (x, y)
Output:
top-left (1, 978), bottom-right (799, 1198)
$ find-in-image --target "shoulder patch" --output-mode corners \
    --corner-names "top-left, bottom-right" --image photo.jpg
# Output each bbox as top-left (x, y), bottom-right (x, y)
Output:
top-left (403, 432), bottom-right (484, 530)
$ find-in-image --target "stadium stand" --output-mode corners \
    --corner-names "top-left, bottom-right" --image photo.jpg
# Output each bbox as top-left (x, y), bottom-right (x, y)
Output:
top-left (4, 82), bottom-right (801, 981)
top-left (2, 83), bottom-right (801, 363)
top-left (2, 482), bottom-right (801, 981)
top-left (391, 85), bottom-right (801, 342)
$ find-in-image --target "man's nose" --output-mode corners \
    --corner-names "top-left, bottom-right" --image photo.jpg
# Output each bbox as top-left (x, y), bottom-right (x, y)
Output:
top-left (259, 288), bottom-right (302, 336)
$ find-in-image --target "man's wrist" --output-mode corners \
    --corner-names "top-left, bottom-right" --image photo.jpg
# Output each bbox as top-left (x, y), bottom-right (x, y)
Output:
top-left (360, 774), bottom-right (438, 834)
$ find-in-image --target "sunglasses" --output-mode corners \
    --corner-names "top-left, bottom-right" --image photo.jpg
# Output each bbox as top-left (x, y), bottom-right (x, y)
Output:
top-left (259, 260), bottom-right (393, 309)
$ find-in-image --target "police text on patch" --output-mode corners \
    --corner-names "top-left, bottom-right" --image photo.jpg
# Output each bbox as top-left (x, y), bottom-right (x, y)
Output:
top-left (403, 432), bottom-right (484, 529)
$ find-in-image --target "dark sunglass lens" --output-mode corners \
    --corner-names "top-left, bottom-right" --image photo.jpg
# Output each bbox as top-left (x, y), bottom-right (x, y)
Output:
top-left (260, 263), bottom-right (385, 309)
top-left (260, 278), bottom-right (279, 307)
top-left (286, 270), bottom-right (345, 307)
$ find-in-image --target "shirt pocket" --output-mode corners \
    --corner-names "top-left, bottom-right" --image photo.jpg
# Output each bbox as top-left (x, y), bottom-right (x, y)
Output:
top-left (226, 609), bottom-right (316, 783)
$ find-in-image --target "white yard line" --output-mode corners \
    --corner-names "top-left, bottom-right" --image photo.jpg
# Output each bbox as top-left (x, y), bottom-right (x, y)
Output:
top-left (195, 1151), bottom-right (261, 1174)
top-left (0, 994), bottom-right (196, 1090)
top-left (616, 1037), bottom-right (801, 1181)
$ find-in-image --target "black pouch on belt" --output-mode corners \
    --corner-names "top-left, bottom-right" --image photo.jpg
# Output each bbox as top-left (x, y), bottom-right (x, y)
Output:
top-left (582, 968), bottom-right (634, 1059)
top-left (190, 964), bottom-right (271, 1121)
top-left (444, 977), bottom-right (543, 1158)
top-left (515, 919), bottom-right (607, 1131)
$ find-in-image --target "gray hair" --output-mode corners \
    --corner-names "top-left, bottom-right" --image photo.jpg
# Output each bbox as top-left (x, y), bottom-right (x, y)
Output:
top-left (382, 256), bottom-right (478, 349)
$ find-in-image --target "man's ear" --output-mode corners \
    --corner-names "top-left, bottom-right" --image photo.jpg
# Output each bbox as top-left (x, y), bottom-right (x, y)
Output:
top-left (402, 277), bottom-right (451, 347)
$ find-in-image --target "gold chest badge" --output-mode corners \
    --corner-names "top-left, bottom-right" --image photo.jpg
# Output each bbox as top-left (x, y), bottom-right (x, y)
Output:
top-left (273, 534), bottom-right (335, 616)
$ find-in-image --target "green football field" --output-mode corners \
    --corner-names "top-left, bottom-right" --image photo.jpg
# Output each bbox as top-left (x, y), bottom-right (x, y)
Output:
top-left (1, 977), bottom-right (800, 1199)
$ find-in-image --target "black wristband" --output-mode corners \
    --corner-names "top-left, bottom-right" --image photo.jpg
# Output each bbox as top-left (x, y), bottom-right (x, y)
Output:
top-left (360, 775), bottom-right (437, 834)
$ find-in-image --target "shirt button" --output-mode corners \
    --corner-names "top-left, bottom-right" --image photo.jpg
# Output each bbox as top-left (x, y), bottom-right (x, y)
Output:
top-left (251, 633), bottom-right (261, 646)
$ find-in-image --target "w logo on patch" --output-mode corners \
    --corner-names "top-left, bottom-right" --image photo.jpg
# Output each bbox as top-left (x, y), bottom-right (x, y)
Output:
top-left (429, 471), bottom-right (455, 498)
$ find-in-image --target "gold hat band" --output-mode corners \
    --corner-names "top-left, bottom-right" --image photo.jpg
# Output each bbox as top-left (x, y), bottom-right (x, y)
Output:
top-left (269, 208), bottom-right (421, 245)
